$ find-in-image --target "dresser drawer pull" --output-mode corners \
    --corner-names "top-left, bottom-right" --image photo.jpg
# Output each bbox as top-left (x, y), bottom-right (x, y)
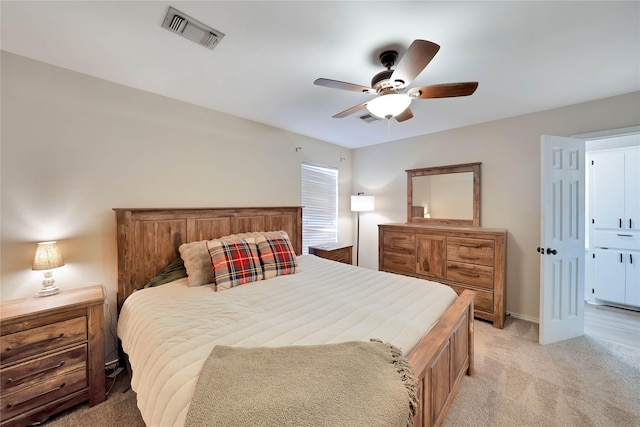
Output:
top-left (5, 361), bottom-right (65, 386)
top-left (4, 333), bottom-right (64, 353)
top-left (458, 271), bottom-right (480, 278)
top-left (616, 234), bottom-right (633, 237)
top-left (459, 244), bottom-right (483, 249)
top-left (459, 255), bottom-right (480, 261)
top-left (5, 382), bottom-right (65, 408)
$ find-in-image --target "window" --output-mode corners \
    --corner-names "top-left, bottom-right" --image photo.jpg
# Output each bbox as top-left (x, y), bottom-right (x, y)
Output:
top-left (301, 162), bottom-right (338, 254)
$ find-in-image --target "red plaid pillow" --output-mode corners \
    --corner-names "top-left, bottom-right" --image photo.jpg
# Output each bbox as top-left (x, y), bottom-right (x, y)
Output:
top-left (255, 233), bottom-right (298, 279)
top-left (206, 238), bottom-right (263, 291)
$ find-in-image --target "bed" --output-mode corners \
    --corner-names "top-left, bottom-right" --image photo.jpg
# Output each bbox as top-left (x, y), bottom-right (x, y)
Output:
top-left (114, 207), bottom-right (475, 427)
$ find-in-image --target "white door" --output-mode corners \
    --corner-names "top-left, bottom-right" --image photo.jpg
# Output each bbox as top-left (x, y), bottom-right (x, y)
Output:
top-left (539, 135), bottom-right (585, 345)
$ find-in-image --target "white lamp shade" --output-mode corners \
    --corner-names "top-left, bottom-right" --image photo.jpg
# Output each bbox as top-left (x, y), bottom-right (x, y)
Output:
top-left (351, 195), bottom-right (375, 212)
top-left (366, 94), bottom-right (411, 119)
top-left (32, 241), bottom-right (65, 271)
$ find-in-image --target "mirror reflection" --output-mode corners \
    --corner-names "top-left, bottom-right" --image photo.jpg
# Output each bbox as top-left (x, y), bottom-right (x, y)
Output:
top-left (411, 173), bottom-right (474, 220)
top-left (407, 162), bottom-right (481, 226)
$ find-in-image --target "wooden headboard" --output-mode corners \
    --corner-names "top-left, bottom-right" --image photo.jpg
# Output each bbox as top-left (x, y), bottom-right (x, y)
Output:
top-left (114, 207), bottom-right (302, 311)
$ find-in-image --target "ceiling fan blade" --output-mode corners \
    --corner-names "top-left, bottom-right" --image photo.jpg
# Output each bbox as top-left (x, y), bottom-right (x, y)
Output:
top-left (395, 108), bottom-right (414, 122)
top-left (314, 78), bottom-right (374, 94)
top-left (408, 82), bottom-right (479, 99)
top-left (390, 40), bottom-right (440, 87)
top-left (332, 102), bottom-right (368, 118)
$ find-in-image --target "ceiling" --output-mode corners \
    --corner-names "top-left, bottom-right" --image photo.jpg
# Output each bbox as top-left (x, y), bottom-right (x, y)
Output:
top-left (1, 1), bottom-right (638, 149)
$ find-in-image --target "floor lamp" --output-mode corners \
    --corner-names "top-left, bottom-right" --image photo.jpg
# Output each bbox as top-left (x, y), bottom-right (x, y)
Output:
top-left (351, 193), bottom-right (375, 266)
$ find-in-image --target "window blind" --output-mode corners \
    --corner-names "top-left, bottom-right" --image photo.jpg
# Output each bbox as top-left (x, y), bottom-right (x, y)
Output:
top-left (301, 162), bottom-right (338, 254)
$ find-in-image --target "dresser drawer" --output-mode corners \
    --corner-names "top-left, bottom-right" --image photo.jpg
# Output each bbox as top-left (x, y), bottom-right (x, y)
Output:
top-left (1, 317), bottom-right (87, 366)
top-left (447, 237), bottom-right (494, 266)
top-left (0, 365), bottom-right (87, 421)
top-left (383, 231), bottom-right (415, 255)
top-left (449, 283), bottom-right (494, 314)
top-left (447, 261), bottom-right (494, 289)
top-left (379, 224), bottom-right (507, 328)
top-left (1, 345), bottom-right (87, 395)
top-left (382, 252), bottom-right (416, 273)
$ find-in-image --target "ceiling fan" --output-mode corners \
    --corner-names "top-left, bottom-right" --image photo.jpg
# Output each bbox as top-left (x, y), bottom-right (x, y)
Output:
top-left (314, 39), bottom-right (478, 122)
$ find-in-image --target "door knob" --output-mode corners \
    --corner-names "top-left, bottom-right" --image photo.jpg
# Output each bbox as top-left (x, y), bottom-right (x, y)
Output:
top-left (546, 248), bottom-right (557, 255)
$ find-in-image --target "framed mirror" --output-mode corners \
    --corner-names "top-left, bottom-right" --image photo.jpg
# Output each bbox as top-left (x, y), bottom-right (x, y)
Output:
top-left (407, 162), bottom-right (481, 226)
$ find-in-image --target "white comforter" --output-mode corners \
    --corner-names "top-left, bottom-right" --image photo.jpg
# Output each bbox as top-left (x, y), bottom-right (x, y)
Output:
top-left (117, 255), bottom-right (457, 427)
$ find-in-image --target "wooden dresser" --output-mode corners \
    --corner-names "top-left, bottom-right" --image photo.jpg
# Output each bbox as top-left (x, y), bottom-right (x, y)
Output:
top-left (308, 243), bottom-right (353, 265)
top-left (379, 224), bottom-right (507, 328)
top-left (0, 286), bottom-right (106, 427)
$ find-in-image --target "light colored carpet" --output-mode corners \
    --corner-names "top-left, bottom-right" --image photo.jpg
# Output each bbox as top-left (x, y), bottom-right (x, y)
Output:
top-left (44, 317), bottom-right (639, 426)
top-left (444, 318), bottom-right (640, 427)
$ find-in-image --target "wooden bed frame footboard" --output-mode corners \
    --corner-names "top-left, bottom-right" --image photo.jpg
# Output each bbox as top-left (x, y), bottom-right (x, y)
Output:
top-left (113, 207), bottom-right (474, 427)
top-left (408, 289), bottom-right (475, 427)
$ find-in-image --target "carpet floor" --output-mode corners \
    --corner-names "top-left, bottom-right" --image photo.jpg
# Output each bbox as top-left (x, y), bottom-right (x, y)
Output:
top-left (443, 317), bottom-right (639, 427)
top-left (42, 317), bottom-right (639, 426)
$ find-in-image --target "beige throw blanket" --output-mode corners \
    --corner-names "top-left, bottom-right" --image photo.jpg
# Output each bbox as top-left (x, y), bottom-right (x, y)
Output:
top-left (185, 340), bottom-right (418, 427)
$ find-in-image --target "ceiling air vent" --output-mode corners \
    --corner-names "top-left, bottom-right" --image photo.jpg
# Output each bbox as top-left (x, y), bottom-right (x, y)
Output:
top-left (162, 6), bottom-right (225, 50)
top-left (359, 113), bottom-right (381, 123)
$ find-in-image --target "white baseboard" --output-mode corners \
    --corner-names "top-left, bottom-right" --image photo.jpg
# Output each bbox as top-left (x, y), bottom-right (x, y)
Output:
top-left (506, 312), bottom-right (539, 324)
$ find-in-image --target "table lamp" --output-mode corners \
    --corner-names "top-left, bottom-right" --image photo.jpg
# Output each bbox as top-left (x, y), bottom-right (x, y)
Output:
top-left (32, 241), bottom-right (65, 297)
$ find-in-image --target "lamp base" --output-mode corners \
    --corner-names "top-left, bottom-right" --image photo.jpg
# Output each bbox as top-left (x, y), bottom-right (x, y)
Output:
top-left (36, 271), bottom-right (60, 297)
top-left (36, 275), bottom-right (60, 297)
top-left (36, 284), bottom-right (60, 297)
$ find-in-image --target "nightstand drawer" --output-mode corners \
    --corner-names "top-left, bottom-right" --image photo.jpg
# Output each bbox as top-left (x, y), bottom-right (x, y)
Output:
top-left (328, 249), bottom-right (351, 264)
top-left (308, 243), bottom-right (353, 265)
top-left (0, 366), bottom-right (87, 421)
top-left (1, 345), bottom-right (87, 395)
top-left (1, 317), bottom-right (87, 366)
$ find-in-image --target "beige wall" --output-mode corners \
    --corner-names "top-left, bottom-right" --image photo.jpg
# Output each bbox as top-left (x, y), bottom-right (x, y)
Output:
top-left (352, 91), bottom-right (640, 321)
top-left (2, 49), bottom-right (638, 350)
top-left (0, 52), bottom-right (353, 360)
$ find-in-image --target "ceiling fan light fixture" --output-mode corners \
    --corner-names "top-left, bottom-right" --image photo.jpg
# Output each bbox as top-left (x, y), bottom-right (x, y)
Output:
top-left (366, 94), bottom-right (411, 119)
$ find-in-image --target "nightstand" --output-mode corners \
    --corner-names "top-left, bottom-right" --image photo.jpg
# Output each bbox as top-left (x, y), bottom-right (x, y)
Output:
top-left (0, 285), bottom-right (106, 427)
top-left (308, 243), bottom-right (353, 265)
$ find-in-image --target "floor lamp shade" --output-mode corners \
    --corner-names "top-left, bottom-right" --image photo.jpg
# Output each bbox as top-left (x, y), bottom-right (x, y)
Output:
top-left (351, 194), bottom-right (374, 266)
top-left (351, 195), bottom-right (374, 212)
